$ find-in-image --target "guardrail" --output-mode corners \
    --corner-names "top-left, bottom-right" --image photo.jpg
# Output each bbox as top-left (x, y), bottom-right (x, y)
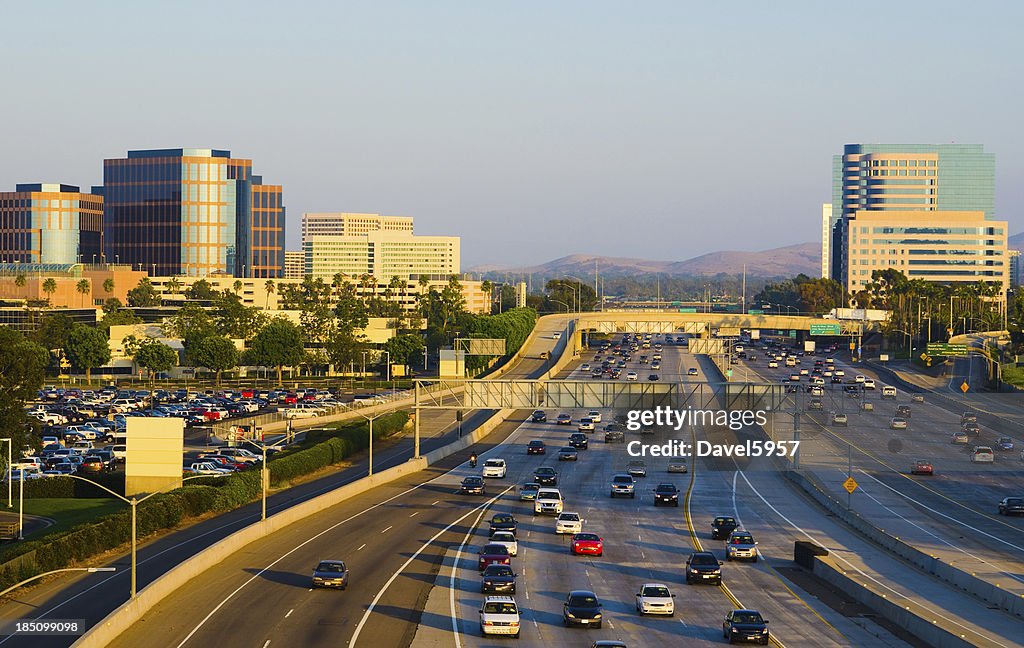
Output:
top-left (0, 522), bottom-right (19, 541)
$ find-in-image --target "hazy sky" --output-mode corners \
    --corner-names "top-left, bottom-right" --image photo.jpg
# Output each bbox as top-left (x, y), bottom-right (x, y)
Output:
top-left (2, 1), bottom-right (1021, 268)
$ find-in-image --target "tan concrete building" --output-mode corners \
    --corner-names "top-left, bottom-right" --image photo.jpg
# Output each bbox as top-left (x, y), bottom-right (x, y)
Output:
top-left (301, 212), bottom-right (413, 239)
top-left (845, 210), bottom-right (1009, 295)
top-left (0, 263), bottom-right (148, 308)
top-left (303, 231), bottom-right (459, 281)
top-left (283, 251), bottom-right (304, 279)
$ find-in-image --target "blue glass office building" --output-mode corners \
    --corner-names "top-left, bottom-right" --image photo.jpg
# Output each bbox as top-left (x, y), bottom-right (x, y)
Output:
top-left (0, 183), bottom-right (103, 265)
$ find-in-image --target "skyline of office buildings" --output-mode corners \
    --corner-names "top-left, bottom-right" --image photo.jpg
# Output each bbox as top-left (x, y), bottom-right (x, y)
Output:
top-left (0, 183), bottom-right (103, 265)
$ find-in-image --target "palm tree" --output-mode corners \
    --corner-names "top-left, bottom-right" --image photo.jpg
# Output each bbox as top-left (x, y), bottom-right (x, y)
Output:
top-left (14, 274), bottom-right (26, 290)
top-left (102, 277), bottom-right (115, 296)
top-left (264, 279), bottom-right (276, 309)
top-left (75, 279), bottom-right (91, 307)
top-left (42, 278), bottom-right (57, 305)
top-left (233, 279), bottom-right (243, 294)
top-left (166, 277), bottom-right (182, 295)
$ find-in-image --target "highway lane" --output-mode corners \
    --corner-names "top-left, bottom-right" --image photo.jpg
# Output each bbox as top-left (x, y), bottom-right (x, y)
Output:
top-left (0, 317), bottom-right (568, 647)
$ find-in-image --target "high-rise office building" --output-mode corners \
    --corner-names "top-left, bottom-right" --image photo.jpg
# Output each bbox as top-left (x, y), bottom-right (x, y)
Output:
top-left (843, 211), bottom-right (1008, 296)
top-left (303, 231), bottom-right (459, 282)
top-left (820, 203), bottom-right (832, 279)
top-left (0, 184), bottom-right (103, 264)
top-left (102, 148), bottom-right (284, 278)
top-left (283, 250), bottom-right (305, 279)
top-left (1009, 249), bottom-right (1021, 288)
top-left (301, 213), bottom-right (413, 239)
top-left (827, 144), bottom-right (995, 287)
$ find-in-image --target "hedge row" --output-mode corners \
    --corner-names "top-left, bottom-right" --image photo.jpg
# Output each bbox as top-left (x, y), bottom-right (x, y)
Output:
top-left (0, 412), bottom-right (409, 590)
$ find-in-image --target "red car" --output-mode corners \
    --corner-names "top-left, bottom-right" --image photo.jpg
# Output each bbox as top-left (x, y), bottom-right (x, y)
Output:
top-left (527, 440), bottom-right (546, 455)
top-left (910, 460), bottom-right (933, 476)
top-left (478, 544), bottom-right (511, 571)
top-left (200, 455), bottom-right (250, 471)
top-left (570, 532), bottom-right (604, 556)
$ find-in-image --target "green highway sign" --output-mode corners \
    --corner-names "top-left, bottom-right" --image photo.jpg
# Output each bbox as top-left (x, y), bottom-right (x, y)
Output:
top-left (809, 323), bottom-right (841, 336)
top-left (678, 307), bottom-right (697, 313)
top-left (926, 343), bottom-right (968, 357)
top-left (748, 309), bottom-right (764, 315)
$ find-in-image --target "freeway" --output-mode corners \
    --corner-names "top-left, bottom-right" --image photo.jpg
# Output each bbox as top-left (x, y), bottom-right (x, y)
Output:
top-left (0, 316), bottom-right (568, 647)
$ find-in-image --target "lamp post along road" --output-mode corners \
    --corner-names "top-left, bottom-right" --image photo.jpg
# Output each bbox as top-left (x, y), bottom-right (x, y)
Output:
top-left (2, 437), bottom-right (11, 508)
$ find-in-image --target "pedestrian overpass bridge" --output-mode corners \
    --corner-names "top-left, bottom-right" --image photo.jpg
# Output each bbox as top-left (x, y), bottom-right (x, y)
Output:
top-left (566, 310), bottom-right (876, 336)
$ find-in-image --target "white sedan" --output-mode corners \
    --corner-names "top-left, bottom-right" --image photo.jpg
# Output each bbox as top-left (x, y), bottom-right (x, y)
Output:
top-left (587, 410), bottom-right (602, 423)
top-left (555, 512), bottom-right (583, 534)
top-left (635, 582), bottom-right (675, 616)
top-left (489, 531), bottom-right (518, 556)
top-left (482, 458), bottom-right (507, 478)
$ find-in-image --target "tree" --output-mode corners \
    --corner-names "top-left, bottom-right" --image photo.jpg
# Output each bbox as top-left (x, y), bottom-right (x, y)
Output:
top-left (14, 274), bottom-right (26, 290)
top-left (545, 279), bottom-right (597, 312)
top-left (232, 279), bottom-right (243, 294)
top-left (99, 305), bottom-right (142, 331)
top-left (42, 278), bottom-right (57, 305)
top-left (264, 279), bottom-right (276, 310)
top-left (65, 324), bottom-right (111, 382)
top-left (102, 277), bottom-right (115, 296)
top-left (127, 278), bottom-right (161, 307)
top-left (184, 279), bottom-right (219, 301)
top-left (188, 335), bottom-right (239, 386)
top-left (213, 291), bottom-right (269, 339)
top-left (166, 277), bottom-right (182, 295)
top-left (132, 338), bottom-right (178, 382)
top-left (0, 327), bottom-right (49, 451)
top-left (383, 334), bottom-right (426, 368)
top-left (245, 318), bottom-right (304, 386)
top-left (30, 313), bottom-right (76, 352)
top-left (161, 302), bottom-right (216, 346)
top-left (75, 279), bottom-right (91, 307)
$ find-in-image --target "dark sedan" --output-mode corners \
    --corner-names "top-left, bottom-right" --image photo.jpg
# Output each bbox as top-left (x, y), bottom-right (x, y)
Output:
top-left (533, 467), bottom-right (558, 486)
top-left (723, 609), bottom-right (769, 644)
top-left (461, 476), bottom-right (486, 495)
top-left (998, 497), bottom-right (1024, 516)
top-left (556, 414), bottom-right (573, 425)
top-left (558, 446), bottom-right (579, 461)
top-left (563, 590), bottom-right (603, 628)
top-left (311, 560), bottom-right (349, 589)
top-left (653, 483), bottom-right (679, 507)
top-left (480, 564), bottom-right (516, 594)
top-left (489, 513), bottom-right (518, 536)
top-left (531, 410), bottom-right (547, 423)
top-left (527, 439), bottom-right (547, 455)
top-left (568, 433), bottom-right (589, 449)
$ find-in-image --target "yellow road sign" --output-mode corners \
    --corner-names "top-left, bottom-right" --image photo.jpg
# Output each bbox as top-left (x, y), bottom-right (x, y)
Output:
top-left (843, 477), bottom-right (858, 494)
top-left (960, 381), bottom-right (969, 393)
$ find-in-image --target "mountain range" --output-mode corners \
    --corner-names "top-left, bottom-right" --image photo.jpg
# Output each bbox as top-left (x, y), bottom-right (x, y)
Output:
top-left (471, 231), bottom-right (1024, 280)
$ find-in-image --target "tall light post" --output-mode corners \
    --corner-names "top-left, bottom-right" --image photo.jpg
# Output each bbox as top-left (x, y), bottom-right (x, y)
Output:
top-left (1, 438), bottom-right (11, 508)
top-left (382, 351), bottom-right (392, 394)
top-left (563, 275), bottom-right (584, 314)
top-left (361, 351), bottom-right (367, 388)
top-left (355, 409), bottom-right (396, 477)
top-left (238, 437), bottom-right (279, 522)
top-left (57, 473), bottom-right (215, 598)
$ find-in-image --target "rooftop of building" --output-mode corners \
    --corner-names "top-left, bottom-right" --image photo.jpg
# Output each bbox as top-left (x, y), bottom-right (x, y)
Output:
top-left (123, 148), bottom-right (232, 159)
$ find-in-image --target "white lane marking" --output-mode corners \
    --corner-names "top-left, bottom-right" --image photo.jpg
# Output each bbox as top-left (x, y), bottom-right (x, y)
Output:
top-left (357, 544), bottom-right (366, 551)
top-left (448, 495), bottom-right (501, 648)
top-left (262, 641), bottom-right (270, 648)
top-left (432, 500), bottom-right (440, 506)
top-left (679, 618), bottom-right (688, 628)
top-left (381, 526), bottom-right (393, 534)
top-left (284, 609), bottom-right (293, 618)
top-left (857, 470), bottom-right (1024, 554)
top-left (409, 511), bottom-right (419, 517)
top-left (172, 464), bottom-right (475, 648)
top-left (351, 485), bottom-right (514, 647)
top-left (736, 471), bottom-right (1013, 648)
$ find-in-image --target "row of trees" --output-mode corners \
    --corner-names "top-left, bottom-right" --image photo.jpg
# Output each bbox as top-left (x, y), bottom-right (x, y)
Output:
top-left (753, 275), bottom-right (846, 315)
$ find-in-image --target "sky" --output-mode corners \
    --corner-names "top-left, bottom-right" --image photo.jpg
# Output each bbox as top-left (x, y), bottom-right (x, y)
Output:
top-left (1, 1), bottom-right (1021, 268)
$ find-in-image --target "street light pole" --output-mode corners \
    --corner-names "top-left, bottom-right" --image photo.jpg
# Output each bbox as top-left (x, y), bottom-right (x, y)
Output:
top-left (1, 438), bottom-right (11, 508)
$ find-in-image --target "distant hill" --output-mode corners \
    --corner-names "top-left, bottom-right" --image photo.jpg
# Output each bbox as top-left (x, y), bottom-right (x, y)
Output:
top-left (469, 241), bottom-right (821, 279)
top-left (1009, 231), bottom-right (1024, 250)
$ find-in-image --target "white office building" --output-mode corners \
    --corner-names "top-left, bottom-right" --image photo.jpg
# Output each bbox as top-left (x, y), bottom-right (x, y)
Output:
top-left (301, 212), bottom-right (413, 239)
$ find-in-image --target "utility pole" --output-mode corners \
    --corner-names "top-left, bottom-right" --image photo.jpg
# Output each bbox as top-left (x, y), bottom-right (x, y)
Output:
top-left (742, 264), bottom-right (746, 314)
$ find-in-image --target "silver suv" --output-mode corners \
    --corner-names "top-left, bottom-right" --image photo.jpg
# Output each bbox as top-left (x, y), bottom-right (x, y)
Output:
top-left (610, 473), bottom-right (636, 499)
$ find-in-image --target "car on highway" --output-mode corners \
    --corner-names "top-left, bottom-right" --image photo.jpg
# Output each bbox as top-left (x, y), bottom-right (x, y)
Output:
top-left (834, 370), bottom-right (845, 377)
top-left (998, 497), bottom-right (1024, 516)
top-left (725, 531), bottom-right (758, 562)
top-left (951, 430), bottom-right (970, 444)
top-left (461, 476), bottom-right (486, 495)
top-left (831, 413), bottom-right (848, 426)
top-left (667, 459), bottom-right (688, 473)
top-left (587, 410), bottom-right (602, 423)
top-left (578, 418), bottom-right (595, 432)
top-left (478, 595), bottom-right (521, 637)
top-left (896, 404), bottom-right (912, 418)
top-left (478, 544), bottom-right (511, 571)
top-left (556, 414), bottom-right (573, 425)
top-left (808, 398), bottom-right (823, 411)
top-left (480, 564), bottom-right (516, 594)
top-left (570, 532), bottom-right (604, 556)
top-left (970, 446), bottom-right (995, 463)
top-left (489, 531), bottom-right (518, 557)
top-left (961, 412), bottom-right (978, 425)
top-left (997, 436), bottom-right (1014, 451)
top-left (723, 609), bottom-right (770, 645)
top-left (604, 425), bottom-right (625, 443)
top-left (558, 446), bottom-right (579, 461)
top-left (890, 417), bottom-right (908, 430)
top-left (519, 483), bottom-right (540, 501)
top-left (552, 331), bottom-right (562, 339)
top-left (625, 371), bottom-right (638, 381)
top-left (843, 385), bottom-right (859, 397)
top-left (855, 375), bottom-right (866, 383)
top-left (831, 375), bottom-right (842, 384)
top-left (768, 360), bottom-right (778, 368)
top-left (563, 590), bottom-right (604, 628)
top-left (688, 367), bottom-right (699, 376)
top-left (311, 560), bottom-right (349, 589)
top-left (534, 488), bottom-right (563, 516)
top-left (527, 439), bottom-right (546, 455)
top-left (882, 386), bottom-right (897, 399)
top-left (635, 583), bottom-right (675, 616)
top-left (962, 421), bottom-right (981, 436)
top-left (482, 458), bottom-right (507, 478)
top-left (531, 410), bottom-right (547, 423)
top-left (569, 432), bottom-right (589, 449)
top-left (910, 460), bottom-right (933, 476)
top-left (863, 379), bottom-right (876, 389)
top-left (685, 551), bottom-right (723, 585)
top-left (489, 513), bottom-right (518, 536)
top-left (610, 473), bottom-right (636, 498)
top-left (556, 512), bottom-right (583, 534)
top-left (580, 363), bottom-right (591, 371)
top-left (533, 466), bottom-right (558, 486)
top-left (711, 516), bottom-right (738, 540)
top-left (652, 483), bottom-right (679, 507)
top-left (627, 460), bottom-right (647, 477)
